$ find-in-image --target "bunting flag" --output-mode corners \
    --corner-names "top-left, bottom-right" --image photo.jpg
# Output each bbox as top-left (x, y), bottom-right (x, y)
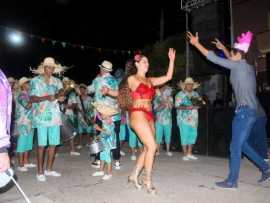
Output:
top-left (0, 25), bottom-right (137, 55)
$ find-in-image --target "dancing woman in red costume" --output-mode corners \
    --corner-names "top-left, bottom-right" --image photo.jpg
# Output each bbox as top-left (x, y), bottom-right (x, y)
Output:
top-left (119, 48), bottom-right (175, 195)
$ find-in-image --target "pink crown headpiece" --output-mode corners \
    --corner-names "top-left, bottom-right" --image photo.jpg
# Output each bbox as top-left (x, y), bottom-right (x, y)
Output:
top-left (233, 31), bottom-right (253, 53)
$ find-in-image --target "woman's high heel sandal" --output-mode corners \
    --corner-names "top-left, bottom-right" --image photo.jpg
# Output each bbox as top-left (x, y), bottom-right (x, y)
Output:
top-left (127, 168), bottom-right (142, 190)
top-left (142, 171), bottom-right (157, 195)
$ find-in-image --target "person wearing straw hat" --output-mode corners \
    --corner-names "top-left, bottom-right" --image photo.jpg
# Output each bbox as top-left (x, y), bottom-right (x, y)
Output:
top-left (186, 31), bottom-right (270, 189)
top-left (175, 77), bottom-right (201, 161)
top-left (15, 77), bottom-right (36, 172)
top-left (88, 60), bottom-right (122, 170)
top-left (91, 101), bottom-right (118, 180)
top-left (0, 69), bottom-right (12, 173)
top-left (153, 85), bottom-right (174, 157)
top-left (29, 57), bottom-right (65, 182)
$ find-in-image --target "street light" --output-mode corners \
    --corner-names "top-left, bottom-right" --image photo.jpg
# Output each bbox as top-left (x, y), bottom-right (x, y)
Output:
top-left (7, 31), bottom-right (24, 46)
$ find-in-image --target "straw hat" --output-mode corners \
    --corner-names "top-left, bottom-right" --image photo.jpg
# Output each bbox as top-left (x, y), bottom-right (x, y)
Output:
top-left (62, 77), bottom-right (70, 82)
top-left (18, 77), bottom-right (30, 87)
top-left (177, 77), bottom-right (200, 90)
top-left (30, 57), bottom-right (69, 74)
top-left (92, 101), bottom-right (119, 116)
top-left (79, 83), bottom-right (88, 89)
top-left (7, 77), bottom-right (16, 83)
top-left (99, 60), bottom-right (113, 72)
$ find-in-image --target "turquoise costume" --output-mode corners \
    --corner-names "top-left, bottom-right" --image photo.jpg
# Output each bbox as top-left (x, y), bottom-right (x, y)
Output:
top-left (175, 91), bottom-right (199, 145)
top-left (30, 75), bottom-right (63, 146)
top-left (99, 118), bottom-right (116, 163)
top-left (76, 95), bottom-right (94, 134)
top-left (87, 73), bottom-right (120, 121)
top-left (154, 90), bottom-right (173, 145)
top-left (15, 91), bottom-right (34, 153)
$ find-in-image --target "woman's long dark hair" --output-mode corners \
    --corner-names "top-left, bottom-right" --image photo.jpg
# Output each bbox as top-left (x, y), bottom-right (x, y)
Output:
top-left (118, 59), bottom-right (138, 111)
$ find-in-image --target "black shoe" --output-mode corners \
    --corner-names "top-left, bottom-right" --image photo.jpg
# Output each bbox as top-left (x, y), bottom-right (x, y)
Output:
top-left (91, 160), bottom-right (100, 169)
top-left (215, 180), bottom-right (238, 189)
top-left (258, 170), bottom-right (270, 184)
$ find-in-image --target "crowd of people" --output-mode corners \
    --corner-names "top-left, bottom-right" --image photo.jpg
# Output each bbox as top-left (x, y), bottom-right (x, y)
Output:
top-left (0, 30), bottom-right (270, 196)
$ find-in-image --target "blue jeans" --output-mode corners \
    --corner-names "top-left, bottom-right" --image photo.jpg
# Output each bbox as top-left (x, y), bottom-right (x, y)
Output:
top-left (248, 116), bottom-right (269, 159)
top-left (227, 106), bottom-right (269, 184)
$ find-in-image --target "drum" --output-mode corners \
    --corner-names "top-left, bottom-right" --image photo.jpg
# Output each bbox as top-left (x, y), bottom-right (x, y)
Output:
top-left (88, 139), bottom-right (104, 155)
top-left (60, 115), bottom-right (77, 143)
top-left (0, 168), bottom-right (16, 194)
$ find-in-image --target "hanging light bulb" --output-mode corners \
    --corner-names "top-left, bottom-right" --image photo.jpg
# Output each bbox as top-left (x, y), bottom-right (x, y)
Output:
top-left (8, 31), bottom-right (24, 46)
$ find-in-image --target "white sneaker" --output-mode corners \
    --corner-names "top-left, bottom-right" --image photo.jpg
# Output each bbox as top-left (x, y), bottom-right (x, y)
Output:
top-left (92, 171), bottom-right (105, 177)
top-left (167, 152), bottom-right (173, 157)
top-left (114, 161), bottom-right (121, 170)
top-left (102, 174), bottom-right (112, 180)
top-left (36, 174), bottom-right (46, 182)
top-left (76, 145), bottom-right (83, 150)
top-left (182, 156), bottom-right (189, 161)
top-left (130, 155), bottom-right (137, 161)
top-left (17, 166), bottom-right (28, 172)
top-left (187, 155), bottom-right (198, 160)
top-left (120, 150), bottom-right (126, 156)
top-left (24, 163), bottom-right (36, 168)
top-left (44, 170), bottom-right (61, 177)
top-left (70, 151), bottom-right (80, 156)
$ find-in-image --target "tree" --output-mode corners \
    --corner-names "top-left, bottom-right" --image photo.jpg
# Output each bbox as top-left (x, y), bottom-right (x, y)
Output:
top-left (144, 34), bottom-right (186, 86)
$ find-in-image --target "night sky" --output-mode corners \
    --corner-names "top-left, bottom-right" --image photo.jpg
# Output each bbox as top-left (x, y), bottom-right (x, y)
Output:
top-left (0, 0), bottom-right (185, 83)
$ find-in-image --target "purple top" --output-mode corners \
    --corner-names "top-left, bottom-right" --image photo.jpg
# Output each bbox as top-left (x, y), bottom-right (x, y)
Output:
top-left (0, 69), bottom-right (12, 149)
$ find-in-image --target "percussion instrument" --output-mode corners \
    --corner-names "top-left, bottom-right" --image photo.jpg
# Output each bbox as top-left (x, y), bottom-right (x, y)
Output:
top-left (60, 114), bottom-right (77, 143)
top-left (0, 168), bottom-right (16, 194)
top-left (0, 168), bottom-right (31, 202)
top-left (88, 138), bottom-right (104, 155)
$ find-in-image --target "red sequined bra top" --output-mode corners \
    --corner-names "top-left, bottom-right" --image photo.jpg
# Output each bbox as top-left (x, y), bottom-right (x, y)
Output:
top-left (131, 83), bottom-right (156, 100)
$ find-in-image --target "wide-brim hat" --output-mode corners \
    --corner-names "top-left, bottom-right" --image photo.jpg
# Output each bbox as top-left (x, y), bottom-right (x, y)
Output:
top-left (30, 57), bottom-right (69, 75)
top-left (18, 77), bottom-right (30, 86)
top-left (99, 60), bottom-right (113, 72)
top-left (177, 77), bottom-right (200, 90)
top-left (92, 101), bottom-right (119, 116)
top-left (7, 77), bottom-right (16, 83)
top-left (79, 83), bottom-right (88, 89)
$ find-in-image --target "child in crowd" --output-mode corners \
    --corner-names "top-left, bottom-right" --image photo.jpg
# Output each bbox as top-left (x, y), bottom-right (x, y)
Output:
top-left (91, 102), bottom-right (118, 180)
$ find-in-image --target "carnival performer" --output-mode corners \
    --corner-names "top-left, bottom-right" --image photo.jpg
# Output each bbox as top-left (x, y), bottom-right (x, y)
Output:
top-left (15, 77), bottom-right (36, 172)
top-left (88, 60), bottom-right (121, 170)
top-left (187, 31), bottom-right (270, 188)
top-left (30, 57), bottom-right (66, 182)
top-left (76, 84), bottom-right (94, 148)
top-left (0, 69), bottom-right (12, 173)
top-left (62, 77), bottom-right (80, 156)
top-left (91, 102), bottom-right (118, 180)
top-left (118, 48), bottom-right (176, 195)
top-left (154, 85), bottom-right (173, 157)
top-left (175, 78), bottom-right (201, 161)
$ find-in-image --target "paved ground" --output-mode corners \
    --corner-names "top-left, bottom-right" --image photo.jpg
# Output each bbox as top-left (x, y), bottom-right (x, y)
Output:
top-left (1, 146), bottom-right (270, 203)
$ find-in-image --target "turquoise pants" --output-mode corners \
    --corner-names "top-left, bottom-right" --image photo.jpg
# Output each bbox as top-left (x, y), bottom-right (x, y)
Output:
top-left (119, 124), bottom-right (127, 141)
top-left (17, 125), bottom-right (34, 153)
top-left (100, 148), bottom-right (112, 163)
top-left (36, 126), bottom-right (60, 146)
top-left (178, 123), bottom-right (197, 145)
top-left (155, 122), bottom-right (172, 144)
top-left (128, 125), bottom-right (143, 148)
